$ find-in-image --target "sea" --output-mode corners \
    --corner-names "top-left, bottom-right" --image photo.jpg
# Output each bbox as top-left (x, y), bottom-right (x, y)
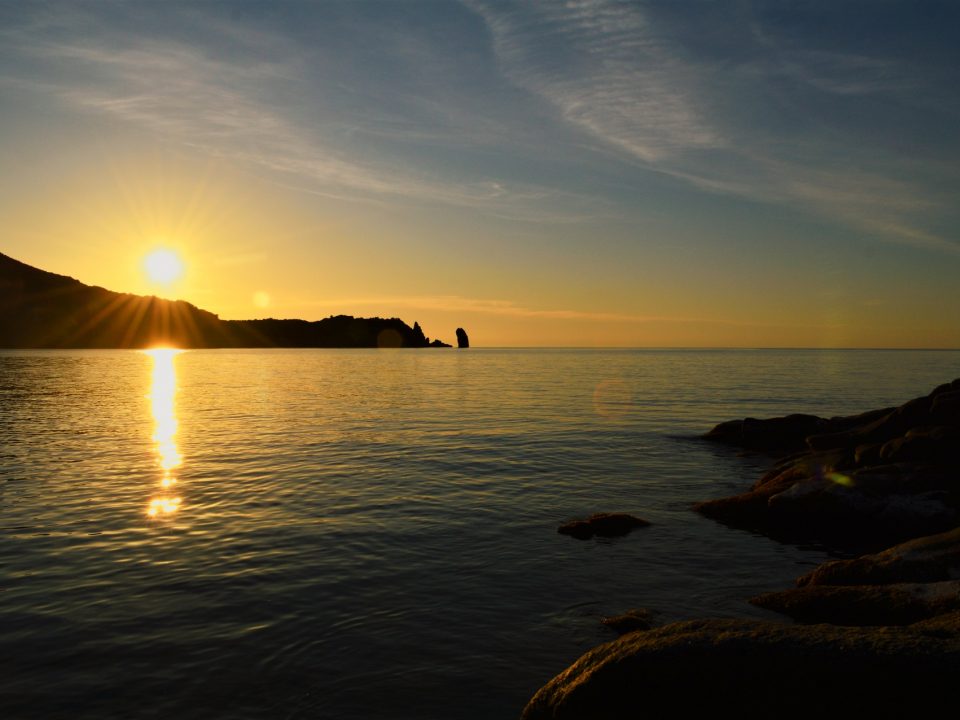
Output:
top-left (1, 348), bottom-right (958, 719)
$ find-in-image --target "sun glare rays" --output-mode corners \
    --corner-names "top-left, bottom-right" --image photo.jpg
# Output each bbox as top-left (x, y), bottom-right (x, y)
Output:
top-left (37, 280), bottom-right (210, 349)
top-left (145, 348), bottom-right (184, 518)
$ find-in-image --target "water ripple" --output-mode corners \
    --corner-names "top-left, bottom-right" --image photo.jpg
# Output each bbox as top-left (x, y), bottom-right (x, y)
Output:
top-left (2, 348), bottom-right (958, 719)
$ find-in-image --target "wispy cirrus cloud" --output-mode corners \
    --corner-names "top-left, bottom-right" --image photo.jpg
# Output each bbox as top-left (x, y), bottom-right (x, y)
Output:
top-left (8, 39), bottom-right (492, 205)
top-left (0, 5), bottom-right (603, 223)
top-left (2, 1), bottom-right (957, 255)
top-left (467, 0), bottom-right (721, 163)
top-left (466, 0), bottom-right (960, 255)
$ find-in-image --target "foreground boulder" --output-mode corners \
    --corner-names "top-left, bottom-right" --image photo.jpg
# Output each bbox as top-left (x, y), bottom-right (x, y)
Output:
top-left (696, 379), bottom-right (960, 548)
top-left (557, 513), bottom-right (649, 540)
top-left (521, 614), bottom-right (960, 718)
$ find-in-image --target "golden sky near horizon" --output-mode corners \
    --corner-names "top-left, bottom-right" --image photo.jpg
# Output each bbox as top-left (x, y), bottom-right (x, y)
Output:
top-left (2, 2), bottom-right (959, 347)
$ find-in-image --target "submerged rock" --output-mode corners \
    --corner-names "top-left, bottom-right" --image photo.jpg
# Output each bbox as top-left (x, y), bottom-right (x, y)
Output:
top-left (600, 608), bottom-right (653, 635)
top-left (557, 520), bottom-right (594, 540)
top-left (587, 512), bottom-right (650, 536)
top-left (521, 614), bottom-right (960, 718)
top-left (558, 513), bottom-right (650, 540)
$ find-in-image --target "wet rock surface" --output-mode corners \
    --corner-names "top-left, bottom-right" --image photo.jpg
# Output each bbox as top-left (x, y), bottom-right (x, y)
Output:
top-left (695, 379), bottom-right (960, 549)
top-left (750, 526), bottom-right (960, 626)
top-left (798, 526), bottom-right (960, 587)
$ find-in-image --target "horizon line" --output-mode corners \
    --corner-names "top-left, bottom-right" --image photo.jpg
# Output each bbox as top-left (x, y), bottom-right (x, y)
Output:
top-left (3, 346), bottom-right (958, 352)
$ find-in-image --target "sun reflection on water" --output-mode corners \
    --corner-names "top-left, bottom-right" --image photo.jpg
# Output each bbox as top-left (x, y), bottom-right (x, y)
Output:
top-left (145, 349), bottom-right (184, 518)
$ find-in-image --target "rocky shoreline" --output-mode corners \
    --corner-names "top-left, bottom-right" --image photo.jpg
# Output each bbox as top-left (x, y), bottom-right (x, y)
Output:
top-left (696, 378), bottom-right (960, 550)
top-left (522, 379), bottom-right (960, 718)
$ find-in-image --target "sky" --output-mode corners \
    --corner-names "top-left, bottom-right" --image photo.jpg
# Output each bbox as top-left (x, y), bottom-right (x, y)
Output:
top-left (1, 0), bottom-right (958, 347)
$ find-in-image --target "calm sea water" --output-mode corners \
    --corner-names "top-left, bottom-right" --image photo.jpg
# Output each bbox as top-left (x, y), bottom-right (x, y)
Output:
top-left (2, 348), bottom-right (958, 719)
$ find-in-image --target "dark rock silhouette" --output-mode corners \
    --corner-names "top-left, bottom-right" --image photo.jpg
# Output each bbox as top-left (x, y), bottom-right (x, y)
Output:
top-left (412, 321), bottom-right (426, 344)
top-left (455, 327), bottom-right (469, 348)
top-left (703, 413), bottom-right (832, 453)
top-left (558, 512), bottom-right (650, 540)
top-left (521, 613), bottom-right (960, 718)
top-left (600, 609), bottom-right (653, 635)
top-left (0, 252), bottom-right (453, 348)
top-left (557, 520), bottom-right (594, 540)
top-left (750, 581), bottom-right (960, 626)
top-left (695, 379), bottom-right (960, 549)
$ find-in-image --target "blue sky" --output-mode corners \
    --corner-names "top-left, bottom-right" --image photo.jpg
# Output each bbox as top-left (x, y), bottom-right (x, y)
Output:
top-left (1, 1), bottom-right (958, 346)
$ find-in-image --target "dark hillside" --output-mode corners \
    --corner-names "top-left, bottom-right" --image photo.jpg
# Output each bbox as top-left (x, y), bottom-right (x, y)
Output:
top-left (0, 252), bottom-right (451, 348)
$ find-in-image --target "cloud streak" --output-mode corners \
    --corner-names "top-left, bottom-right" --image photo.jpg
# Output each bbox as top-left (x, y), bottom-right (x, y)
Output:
top-left (0, 5), bottom-right (602, 223)
top-left (469, 0), bottom-right (721, 162)
top-left (1, 1), bottom-right (957, 255)
top-left (467, 0), bottom-right (960, 255)
top-left (297, 293), bottom-right (840, 330)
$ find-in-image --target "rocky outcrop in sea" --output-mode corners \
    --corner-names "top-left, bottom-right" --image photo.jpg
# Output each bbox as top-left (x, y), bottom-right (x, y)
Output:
top-left (695, 378), bottom-right (960, 549)
top-left (522, 380), bottom-right (960, 718)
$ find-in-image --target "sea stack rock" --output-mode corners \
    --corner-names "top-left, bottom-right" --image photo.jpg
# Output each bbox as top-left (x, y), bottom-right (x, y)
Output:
top-left (456, 327), bottom-right (469, 348)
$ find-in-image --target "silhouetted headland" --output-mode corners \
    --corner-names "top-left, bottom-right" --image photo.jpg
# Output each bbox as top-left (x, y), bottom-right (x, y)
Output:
top-left (0, 252), bottom-right (457, 349)
top-left (524, 380), bottom-right (960, 718)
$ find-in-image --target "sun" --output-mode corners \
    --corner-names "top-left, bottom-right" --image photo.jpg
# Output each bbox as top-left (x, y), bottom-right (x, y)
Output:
top-left (143, 248), bottom-right (185, 285)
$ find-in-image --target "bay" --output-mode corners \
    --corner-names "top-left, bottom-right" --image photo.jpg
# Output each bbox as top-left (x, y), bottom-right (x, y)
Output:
top-left (1, 348), bottom-right (958, 719)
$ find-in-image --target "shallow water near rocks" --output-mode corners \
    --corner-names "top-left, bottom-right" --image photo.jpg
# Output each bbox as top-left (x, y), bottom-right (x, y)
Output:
top-left (2, 348), bottom-right (958, 719)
